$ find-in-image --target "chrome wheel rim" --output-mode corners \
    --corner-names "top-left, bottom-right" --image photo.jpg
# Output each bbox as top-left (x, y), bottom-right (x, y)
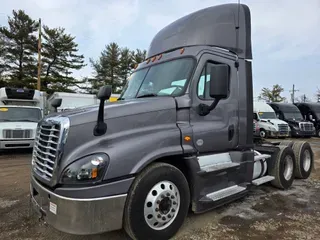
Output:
top-left (144, 181), bottom-right (180, 230)
top-left (303, 149), bottom-right (311, 172)
top-left (260, 130), bottom-right (266, 138)
top-left (283, 155), bottom-right (294, 181)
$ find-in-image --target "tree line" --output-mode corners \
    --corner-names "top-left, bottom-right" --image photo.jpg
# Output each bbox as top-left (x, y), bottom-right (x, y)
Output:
top-left (258, 84), bottom-right (320, 103)
top-left (0, 9), bottom-right (146, 94)
top-left (1, 9), bottom-right (319, 100)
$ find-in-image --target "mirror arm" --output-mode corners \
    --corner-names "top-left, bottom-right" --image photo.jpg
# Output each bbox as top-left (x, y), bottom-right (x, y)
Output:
top-left (198, 98), bottom-right (221, 116)
top-left (93, 99), bottom-right (107, 136)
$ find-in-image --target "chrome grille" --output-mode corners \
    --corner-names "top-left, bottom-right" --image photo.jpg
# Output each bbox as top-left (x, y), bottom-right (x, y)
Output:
top-left (33, 122), bottom-right (61, 180)
top-left (32, 116), bottom-right (70, 181)
top-left (3, 129), bottom-right (32, 139)
top-left (299, 122), bottom-right (314, 131)
top-left (278, 124), bottom-right (288, 134)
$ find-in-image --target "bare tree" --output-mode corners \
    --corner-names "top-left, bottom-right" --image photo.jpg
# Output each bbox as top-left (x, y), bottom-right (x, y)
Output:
top-left (295, 94), bottom-right (311, 103)
top-left (258, 84), bottom-right (286, 102)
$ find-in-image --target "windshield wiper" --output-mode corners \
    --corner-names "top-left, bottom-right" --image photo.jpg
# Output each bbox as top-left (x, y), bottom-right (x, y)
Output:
top-left (136, 93), bottom-right (158, 98)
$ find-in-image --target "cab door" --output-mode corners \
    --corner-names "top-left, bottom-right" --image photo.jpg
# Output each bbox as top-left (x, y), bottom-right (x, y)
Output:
top-left (189, 53), bottom-right (239, 153)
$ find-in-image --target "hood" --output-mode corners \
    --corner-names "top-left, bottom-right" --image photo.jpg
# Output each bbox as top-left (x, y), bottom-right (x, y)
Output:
top-left (261, 118), bottom-right (288, 125)
top-left (0, 121), bottom-right (38, 130)
top-left (45, 97), bottom-right (178, 126)
top-left (286, 119), bottom-right (305, 125)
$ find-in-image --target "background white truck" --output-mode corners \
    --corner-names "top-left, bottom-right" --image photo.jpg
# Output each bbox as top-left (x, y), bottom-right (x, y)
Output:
top-left (0, 87), bottom-right (43, 150)
top-left (253, 101), bottom-right (290, 138)
top-left (47, 92), bottom-right (120, 113)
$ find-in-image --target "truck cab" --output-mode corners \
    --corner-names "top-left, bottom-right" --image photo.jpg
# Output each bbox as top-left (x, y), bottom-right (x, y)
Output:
top-left (0, 87), bottom-right (43, 149)
top-left (268, 102), bottom-right (315, 137)
top-left (295, 102), bottom-right (320, 137)
top-left (253, 101), bottom-right (290, 138)
top-left (29, 4), bottom-right (314, 240)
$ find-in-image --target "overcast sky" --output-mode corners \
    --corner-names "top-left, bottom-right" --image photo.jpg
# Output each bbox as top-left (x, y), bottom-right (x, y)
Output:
top-left (0, 0), bottom-right (319, 100)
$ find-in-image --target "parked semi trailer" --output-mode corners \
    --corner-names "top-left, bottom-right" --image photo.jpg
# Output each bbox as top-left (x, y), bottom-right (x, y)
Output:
top-left (29, 4), bottom-right (314, 240)
top-left (268, 102), bottom-right (315, 138)
top-left (295, 102), bottom-right (320, 137)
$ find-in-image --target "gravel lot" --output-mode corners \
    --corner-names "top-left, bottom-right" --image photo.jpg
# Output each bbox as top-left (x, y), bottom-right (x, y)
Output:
top-left (0, 138), bottom-right (319, 240)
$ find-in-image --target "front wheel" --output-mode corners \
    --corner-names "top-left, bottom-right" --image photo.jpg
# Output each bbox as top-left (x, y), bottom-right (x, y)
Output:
top-left (124, 162), bottom-right (190, 240)
top-left (259, 129), bottom-right (267, 138)
top-left (316, 129), bottom-right (320, 138)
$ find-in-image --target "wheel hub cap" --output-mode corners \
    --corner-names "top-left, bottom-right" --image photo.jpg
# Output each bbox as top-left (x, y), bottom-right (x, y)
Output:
top-left (144, 180), bottom-right (180, 230)
top-left (284, 155), bottom-right (293, 181)
top-left (303, 150), bottom-right (311, 172)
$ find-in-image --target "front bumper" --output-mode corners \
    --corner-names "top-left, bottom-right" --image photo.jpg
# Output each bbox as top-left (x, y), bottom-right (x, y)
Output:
top-left (30, 176), bottom-right (127, 235)
top-left (267, 130), bottom-right (289, 138)
top-left (0, 139), bottom-right (34, 149)
top-left (291, 129), bottom-right (315, 137)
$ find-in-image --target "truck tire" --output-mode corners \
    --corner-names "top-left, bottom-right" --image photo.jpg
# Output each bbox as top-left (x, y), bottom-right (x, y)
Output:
top-left (316, 129), bottom-right (320, 138)
top-left (269, 145), bottom-right (296, 190)
top-left (292, 141), bottom-right (313, 179)
top-left (123, 162), bottom-right (190, 240)
top-left (259, 129), bottom-right (266, 138)
top-left (279, 140), bottom-right (294, 148)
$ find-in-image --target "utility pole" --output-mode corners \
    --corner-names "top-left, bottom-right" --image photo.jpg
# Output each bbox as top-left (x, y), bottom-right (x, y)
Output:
top-left (37, 18), bottom-right (42, 91)
top-left (290, 84), bottom-right (299, 103)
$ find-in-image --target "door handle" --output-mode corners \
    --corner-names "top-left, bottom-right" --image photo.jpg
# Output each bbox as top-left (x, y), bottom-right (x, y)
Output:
top-left (228, 125), bottom-right (234, 141)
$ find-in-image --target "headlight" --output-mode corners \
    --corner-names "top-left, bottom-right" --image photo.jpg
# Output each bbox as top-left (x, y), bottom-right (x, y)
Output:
top-left (60, 153), bottom-right (109, 184)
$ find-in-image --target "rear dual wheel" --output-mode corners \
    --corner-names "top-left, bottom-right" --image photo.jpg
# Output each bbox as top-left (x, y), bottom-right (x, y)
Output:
top-left (124, 162), bottom-right (190, 240)
top-left (292, 141), bottom-right (313, 179)
top-left (270, 145), bottom-right (296, 189)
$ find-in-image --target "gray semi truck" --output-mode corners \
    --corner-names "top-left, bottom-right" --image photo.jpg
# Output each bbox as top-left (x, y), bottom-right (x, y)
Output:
top-left (268, 102), bottom-right (316, 138)
top-left (295, 102), bottom-right (320, 138)
top-left (29, 3), bottom-right (315, 240)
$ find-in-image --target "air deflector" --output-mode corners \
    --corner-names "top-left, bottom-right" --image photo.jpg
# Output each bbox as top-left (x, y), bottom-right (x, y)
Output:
top-left (147, 3), bottom-right (252, 60)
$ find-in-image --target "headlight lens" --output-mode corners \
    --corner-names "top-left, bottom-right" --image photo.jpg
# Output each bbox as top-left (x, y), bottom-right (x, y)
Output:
top-left (60, 153), bottom-right (109, 184)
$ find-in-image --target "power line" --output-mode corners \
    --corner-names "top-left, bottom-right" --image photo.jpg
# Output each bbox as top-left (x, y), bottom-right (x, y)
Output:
top-left (289, 84), bottom-right (299, 103)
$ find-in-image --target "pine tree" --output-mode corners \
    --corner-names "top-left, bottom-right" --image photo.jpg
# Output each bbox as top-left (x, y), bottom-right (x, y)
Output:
top-left (41, 25), bottom-right (86, 93)
top-left (133, 49), bottom-right (147, 65)
top-left (119, 47), bottom-right (133, 89)
top-left (91, 42), bottom-right (121, 93)
top-left (0, 10), bottom-right (38, 88)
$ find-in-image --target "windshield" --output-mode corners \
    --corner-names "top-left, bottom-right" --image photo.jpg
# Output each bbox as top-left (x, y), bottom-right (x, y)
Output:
top-left (119, 58), bottom-right (194, 100)
top-left (310, 105), bottom-right (320, 119)
top-left (0, 107), bottom-right (42, 122)
top-left (258, 112), bottom-right (277, 119)
top-left (284, 112), bottom-right (303, 121)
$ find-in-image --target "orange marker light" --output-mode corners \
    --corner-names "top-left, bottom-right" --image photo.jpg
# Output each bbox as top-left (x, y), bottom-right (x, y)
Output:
top-left (158, 54), bottom-right (162, 60)
top-left (152, 56), bottom-right (157, 62)
top-left (91, 168), bottom-right (98, 179)
top-left (146, 58), bottom-right (151, 64)
top-left (184, 136), bottom-right (191, 141)
top-left (180, 48), bottom-right (185, 54)
top-left (134, 64), bottom-right (138, 69)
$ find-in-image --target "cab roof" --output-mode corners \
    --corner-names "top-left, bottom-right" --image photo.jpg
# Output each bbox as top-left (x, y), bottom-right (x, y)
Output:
top-left (147, 3), bottom-right (252, 60)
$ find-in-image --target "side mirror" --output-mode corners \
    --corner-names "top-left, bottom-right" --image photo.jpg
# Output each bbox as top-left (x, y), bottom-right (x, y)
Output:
top-left (209, 64), bottom-right (229, 99)
top-left (198, 64), bottom-right (229, 116)
top-left (51, 98), bottom-right (62, 113)
top-left (94, 85), bottom-right (112, 136)
top-left (97, 85), bottom-right (112, 100)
